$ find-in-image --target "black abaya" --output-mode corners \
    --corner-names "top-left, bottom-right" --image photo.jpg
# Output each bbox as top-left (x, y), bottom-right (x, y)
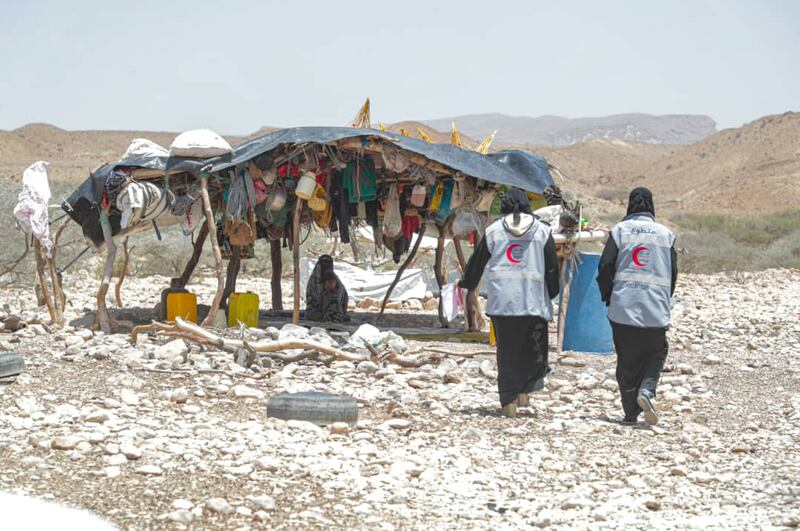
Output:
top-left (491, 316), bottom-right (550, 406)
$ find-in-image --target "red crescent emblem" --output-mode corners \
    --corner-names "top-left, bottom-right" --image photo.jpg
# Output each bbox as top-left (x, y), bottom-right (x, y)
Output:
top-left (506, 244), bottom-right (522, 264)
top-left (632, 246), bottom-right (649, 267)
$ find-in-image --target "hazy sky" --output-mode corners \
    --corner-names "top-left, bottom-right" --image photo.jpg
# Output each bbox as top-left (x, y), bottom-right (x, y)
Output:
top-left (1, 0), bottom-right (797, 133)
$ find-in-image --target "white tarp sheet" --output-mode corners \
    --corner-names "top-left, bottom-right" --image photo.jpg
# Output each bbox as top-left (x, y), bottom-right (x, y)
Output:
top-left (13, 161), bottom-right (52, 252)
top-left (356, 225), bottom-right (450, 250)
top-left (300, 257), bottom-right (427, 303)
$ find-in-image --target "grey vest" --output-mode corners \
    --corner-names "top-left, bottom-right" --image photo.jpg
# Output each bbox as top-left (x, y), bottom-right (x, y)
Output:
top-left (608, 214), bottom-right (675, 328)
top-left (484, 216), bottom-right (552, 319)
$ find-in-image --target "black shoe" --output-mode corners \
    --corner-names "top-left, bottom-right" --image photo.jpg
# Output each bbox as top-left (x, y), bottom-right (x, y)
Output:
top-left (637, 390), bottom-right (658, 426)
top-left (621, 416), bottom-right (638, 425)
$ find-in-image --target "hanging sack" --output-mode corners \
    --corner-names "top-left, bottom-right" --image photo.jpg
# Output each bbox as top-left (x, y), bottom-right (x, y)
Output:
top-left (307, 184), bottom-right (328, 212)
top-left (268, 182), bottom-right (287, 211)
top-left (450, 178), bottom-right (465, 209)
top-left (382, 183), bottom-right (402, 238)
top-left (225, 218), bottom-right (253, 246)
top-left (410, 183), bottom-right (427, 207)
top-left (451, 207), bottom-right (484, 238)
top-left (476, 189), bottom-right (495, 212)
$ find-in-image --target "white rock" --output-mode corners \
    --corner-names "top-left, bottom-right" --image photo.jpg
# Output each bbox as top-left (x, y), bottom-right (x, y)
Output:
top-left (255, 456), bottom-right (280, 472)
top-left (154, 339), bottom-right (188, 363)
top-left (357, 361), bottom-right (379, 375)
top-left (205, 497), bottom-right (234, 515)
top-left (381, 419), bottom-right (411, 430)
top-left (231, 385), bottom-right (264, 399)
top-left (702, 354), bottom-right (721, 366)
top-left (52, 436), bottom-right (82, 450)
top-left (84, 410), bottom-right (110, 424)
top-left (104, 466), bottom-right (121, 478)
top-left (120, 443), bottom-right (142, 460)
top-left (330, 422), bottom-right (349, 435)
top-left (249, 495), bottom-right (276, 512)
top-left (170, 388), bottom-right (189, 403)
top-left (119, 389), bottom-right (140, 406)
top-left (172, 499), bottom-right (194, 510)
top-left (166, 510), bottom-right (194, 524)
top-left (135, 465), bottom-right (163, 476)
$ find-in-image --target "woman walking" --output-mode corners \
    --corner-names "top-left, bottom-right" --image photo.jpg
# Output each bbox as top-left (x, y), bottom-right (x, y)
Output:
top-left (459, 188), bottom-right (560, 417)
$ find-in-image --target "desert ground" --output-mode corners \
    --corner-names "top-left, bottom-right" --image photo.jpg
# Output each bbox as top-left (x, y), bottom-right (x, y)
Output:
top-left (0, 267), bottom-right (798, 530)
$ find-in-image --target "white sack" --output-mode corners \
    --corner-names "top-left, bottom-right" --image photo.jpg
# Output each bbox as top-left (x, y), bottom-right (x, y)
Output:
top-left (440, 282), bottom-right (465, 323)
top-left (169, 129), bottom-right (233, 158)
top-left (120, 138), bottom-right (168, 161)
top-left (13, 160), bottom-right (52, 252)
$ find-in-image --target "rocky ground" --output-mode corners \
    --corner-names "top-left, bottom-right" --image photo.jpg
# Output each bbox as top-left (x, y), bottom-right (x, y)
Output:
top-left (0, 269), bottom-right (798, 530)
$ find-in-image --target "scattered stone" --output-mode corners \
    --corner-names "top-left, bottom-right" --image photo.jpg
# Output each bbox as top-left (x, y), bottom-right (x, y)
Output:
top-left (702, 354), bottom-right (721, 366)
top-left (249, 495), bottom-right (276, 512)
top-left (645, 499), bottom-right (662, 511)
top-left (170, 388), bottom-right (189, 403)
top-left (205, 497), bottom-right (234, 515)
top-left (135, 465), bottom-right (163, 476)
top-left (51, 436), bottom-right (82, 450)
top-left (330, 422), bottom-right (349, 435)
top-left (231, 385), bottom-right (264, 399)
top-left (154, 339), bottom-right (188, 363)
top-left (120, 443), bottom-right (143, 460)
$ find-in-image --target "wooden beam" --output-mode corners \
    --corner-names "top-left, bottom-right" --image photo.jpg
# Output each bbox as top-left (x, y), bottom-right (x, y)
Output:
top-left (221, 245), bottom-right (242, 310)
top-left (114, 237), bottom-right (130, 308)
top-left (95, 208), bottom-right (117, 333)
top-left (434, 224), bottom-right (447, 327)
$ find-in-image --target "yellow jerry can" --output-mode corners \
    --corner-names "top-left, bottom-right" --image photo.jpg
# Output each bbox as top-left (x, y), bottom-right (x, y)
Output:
top-left (228, 292), bottom-right (259, 328)
top-left (489, 320), bottom-right (496, 346)
top-left (166, 292), bottom-right (198, 323)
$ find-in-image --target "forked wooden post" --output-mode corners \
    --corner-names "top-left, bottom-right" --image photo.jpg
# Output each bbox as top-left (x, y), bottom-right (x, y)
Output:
top-left (114, 237), bottom-right (130, 308)
top-left (434, 224), bottom-right (447, 327)
top-left (292, 199), bottom-right (304, 324)
top-left (221, 245), bottom-right (242, 310)
top-left (377, 223), bottom-right (427, 322)
top-left (96, 208), bottom-right (117, 333)
top-left (33, 238), bottom-right (57, 325)
top-left (200, 175), bottom-right (225, 327)
top-left (178, 222), bottom-right (208, 289)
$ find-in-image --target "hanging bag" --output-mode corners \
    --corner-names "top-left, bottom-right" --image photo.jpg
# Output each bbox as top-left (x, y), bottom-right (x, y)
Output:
top-left (382, 183), bottom-right (402, 238)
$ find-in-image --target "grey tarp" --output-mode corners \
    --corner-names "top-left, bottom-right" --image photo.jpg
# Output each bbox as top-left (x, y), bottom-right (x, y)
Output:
top-left (167, 126), bottom-right (554, 194)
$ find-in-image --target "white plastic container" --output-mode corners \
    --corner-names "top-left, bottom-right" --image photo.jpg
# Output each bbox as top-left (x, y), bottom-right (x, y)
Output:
top-left (295, 171), bottom-right (317, 200)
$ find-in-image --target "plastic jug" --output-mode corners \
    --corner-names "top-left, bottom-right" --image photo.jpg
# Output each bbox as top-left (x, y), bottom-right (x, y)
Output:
top-left (228, 292), bottom-right (259, 328)
top-left (166, 292), bottom-right (198, 323)
top-left (489, 320), bottom-right (496, 346)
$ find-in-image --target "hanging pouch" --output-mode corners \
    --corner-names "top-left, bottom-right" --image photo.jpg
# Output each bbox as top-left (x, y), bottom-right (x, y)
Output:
top-left (382, 183), bottom-right (402, 238)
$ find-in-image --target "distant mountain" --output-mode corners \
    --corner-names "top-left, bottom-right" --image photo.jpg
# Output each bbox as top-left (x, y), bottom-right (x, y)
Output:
top-left (422, 113), bottom-right (717, 146)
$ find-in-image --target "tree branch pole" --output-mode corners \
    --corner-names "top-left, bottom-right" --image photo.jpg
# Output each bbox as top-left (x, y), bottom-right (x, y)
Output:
top-left (96, 207), bottom-right (117, 333)
top-left (556, 251), bottom-right (575, 355)
top-left (47, 222), bottom-right (68, 326)
top-left (33, 238), bottom-right (57, 324)
top-left (269, 238), bottom-right (283, 311)
top-left (292, 199), bottom-right (304, 324)
top-left (434, 224), bottom-right (447, 327)
top-left (114, 237), bottom-right (130, 308)
top-left (377, 222), bottom-right (427, 322)
top-left (178, 222), bottom-right (208, 289)
top-left (221, 245), bottom-right (242, 310)
top-left (200, 175), bottom-right (225, 327)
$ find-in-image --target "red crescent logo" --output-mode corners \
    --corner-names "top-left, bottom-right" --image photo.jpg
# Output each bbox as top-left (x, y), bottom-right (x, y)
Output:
top-left (506, 244), bottom-right (522, 264)
top-left (632, 246), bottom-right (649, 267)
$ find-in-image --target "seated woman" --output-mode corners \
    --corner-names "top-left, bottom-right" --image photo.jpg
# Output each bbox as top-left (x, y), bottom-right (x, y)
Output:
top-left (305, 255), bottom-right (350, 322)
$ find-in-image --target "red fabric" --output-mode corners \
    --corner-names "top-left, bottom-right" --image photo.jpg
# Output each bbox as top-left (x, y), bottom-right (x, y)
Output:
top-left (277, 161), bottom-right (299, 178)
top-left (402, 215), bottom-right (420, 241)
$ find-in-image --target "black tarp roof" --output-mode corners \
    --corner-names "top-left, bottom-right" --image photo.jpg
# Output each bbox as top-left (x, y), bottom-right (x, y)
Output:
top-left (167, 126), bottom-right (555, 194)
top-left (64, 126), bottom-right (555, 246)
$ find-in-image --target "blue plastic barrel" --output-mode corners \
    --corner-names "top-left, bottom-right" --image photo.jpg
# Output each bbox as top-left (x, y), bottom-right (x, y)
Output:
top-left (561, 252), bottom-right (614, 355)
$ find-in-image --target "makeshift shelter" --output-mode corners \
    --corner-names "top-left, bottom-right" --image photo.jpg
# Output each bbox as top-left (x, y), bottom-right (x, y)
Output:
top-left (62, 125), bottom-right (560, 332)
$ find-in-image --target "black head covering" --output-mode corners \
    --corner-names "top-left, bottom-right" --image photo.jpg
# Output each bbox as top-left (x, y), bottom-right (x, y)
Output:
top-left (500, 188), bottom-right (532, 224)
top-left (626, 187), bottom-right (655, 217)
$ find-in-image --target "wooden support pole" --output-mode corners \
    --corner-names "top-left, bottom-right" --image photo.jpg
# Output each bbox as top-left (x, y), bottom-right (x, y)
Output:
top-left (270, 238), bottom-right (283, 311)
top-left (114, 237), bottom-right (130, 308)
top-left (178, 222), bottom-right (208, 289)
top-left (47, 222), bottom-right (68, 326)
top-left (33, 238), bottom-right (56, 324)
top-left (377, 223), bottom-right (427, 322)
top-left (556, 253), bottom-right (573, 355)
top-left (434, 224), bottom-right (447, 328)
top-left (96, 208), bottom-right (117, 333)
top-left (292, 199), bottom-right (304, 324)
top-left (221, 245), bottom-right (242, 310)
top-left (200, 175), bottom-right (225, 327)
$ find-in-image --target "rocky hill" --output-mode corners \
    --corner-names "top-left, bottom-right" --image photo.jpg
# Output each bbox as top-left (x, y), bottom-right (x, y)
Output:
top-left (423, 113), bottom-right (717, 146)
